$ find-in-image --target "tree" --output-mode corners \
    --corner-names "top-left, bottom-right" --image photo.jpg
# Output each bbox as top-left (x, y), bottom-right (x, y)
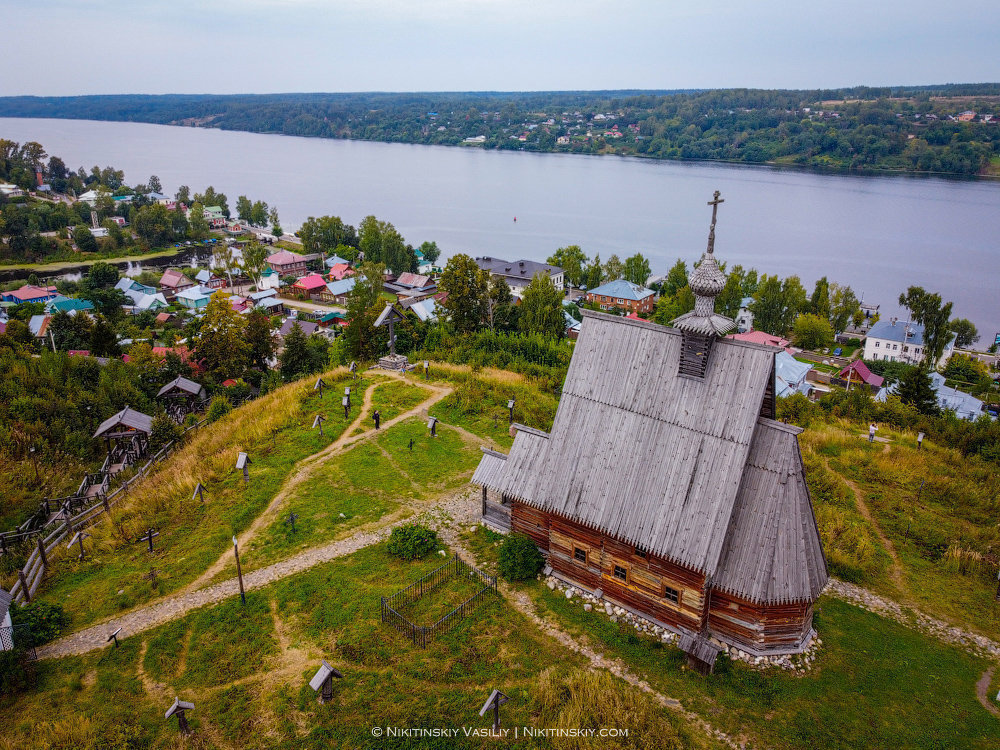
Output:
top-left (519, 273), bottom-right (564, 338)
top-left (269, 207), bottom-right (282, 237)
top-left (193, 187), bottom-right (228, 216)
top-left (192, 293), bottom-right (249, 380)
top-left (488, 276), bottom-right (519, 332)
top-left (653, 286), bottom-right (695, 326)
top-left (662, 259), bottom-right (688, 297)
top-left (716, 272), bottom-right (744, 319)
top-left (48, 309), bottom-right (93, 350)
top-left (809, 277), bottom-right (831, 322)
top-left (241, 241), bottom-right (269, 288)
top-left (150, 412), bottom-right (183, 451)
top-left (84, 261), bottom-right (119, 289)
top-left (418, 240), bottom-right (440, 265)
top-left (147, 175), bottom-right (162, 194)
top-left (298, 215), bottom-right (357, 254)
top-left (829, 282), bottom-right (860, 334)
top-left (438, 254), bottom-right (489, 333)
top-left (547, 245), bottom-right (588, 288)
top-left (602, 254), bottom-right (625, 282)
top-left (187, 201), bottom-right (209, 239)
top-left (250, 200), bottom-right (269, 227)
top-left (898, 285), bottom-right (953, 365)
top-left (175, 185), bottom-right (190, 203)
top-left (949, 318), bottom-right (980, 349)
top-left (245, 311), bottom-right (276, 370)
top-left (89, 315), bottom-right (121, 357)
top-left (623, 253), bottom-right (652, 287)
top-left (279, 322), bottom-right (312, 381)
top-left (751, 274), bottom-right (807, 336)
top-left (897, 366), bottom-right (940, 415)
top-left (132, 203), bottom-right (175, 246)
top-left (213, 243), bottom-right (239, 286)
top-left (343, 262), bottom-right (387, 361)
top-left (792, 313), bottom-right (834, 351)
top-left (74, 225), bottom-right (98, 253)
top-left (583, 254), bottom-right (603, 289)
top-left (235, 195), bottom-right (253, 222)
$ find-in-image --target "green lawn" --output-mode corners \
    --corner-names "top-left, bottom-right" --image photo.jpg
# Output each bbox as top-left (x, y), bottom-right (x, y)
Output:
top-left (529, 581), bottom-right (998, 749)
top-left (369, 379), bottom-right (430, 422)
top-left (0, 543), bottom-right (719, 750)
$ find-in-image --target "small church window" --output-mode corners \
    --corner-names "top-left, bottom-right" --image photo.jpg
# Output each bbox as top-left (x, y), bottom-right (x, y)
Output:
top-left (634, 546), bottom-right (648, 559)
top-left (663, 586), bottom-right (680, 604)
top-left (613, 565), bottom-right (628, 582)
top-left (574, 547), bottom-right (587, 563)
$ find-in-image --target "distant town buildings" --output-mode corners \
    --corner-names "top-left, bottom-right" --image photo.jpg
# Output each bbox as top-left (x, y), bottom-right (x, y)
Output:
top-left (583, 279), bottom-right (655, 315)
top-left (474, 257), bottom-right (564, 297)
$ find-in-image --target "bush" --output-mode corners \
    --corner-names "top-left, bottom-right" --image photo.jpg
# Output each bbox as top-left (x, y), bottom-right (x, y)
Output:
top-left (387, 523), bottom-right (439, 560)
top-left (11, 600), bottom-right (71, 646)
top-left (497, 533), bottom-right (544, 581)
top-left (206, 395), bottom-right (232, 423)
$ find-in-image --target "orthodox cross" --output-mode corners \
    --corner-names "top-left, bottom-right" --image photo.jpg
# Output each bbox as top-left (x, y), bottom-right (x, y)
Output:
top-left (312, 414), bottom-right (326, 436)
top-left (165, 698), bottom-right (195, 735)
top-left (478, 689), bottom-right (510, 733)
top-left (285, 511), bottom-right (299, 534)
top-left (192, 483), bottom-right (206, 503)
top-left (137, 527), bottom-right (159, 553)
top-left (107, 627), bottom-right (123, 648)
top-left (706, 190), bottom-right (724, 255)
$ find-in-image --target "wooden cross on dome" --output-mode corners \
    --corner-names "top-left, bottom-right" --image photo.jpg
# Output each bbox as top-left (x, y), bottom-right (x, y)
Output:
top-left (706, 190), bottom-right (724, 255)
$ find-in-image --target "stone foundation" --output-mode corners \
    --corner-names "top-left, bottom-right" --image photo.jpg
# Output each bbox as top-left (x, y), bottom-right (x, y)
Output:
top-left (542, 574), bottom-right (823, 674)
top-left (378, 354), bottom-right (410, 371)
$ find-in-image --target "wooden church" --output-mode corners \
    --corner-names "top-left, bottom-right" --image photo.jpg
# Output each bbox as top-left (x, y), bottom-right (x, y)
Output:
top-left (473, 193), bottom-right (828, 657)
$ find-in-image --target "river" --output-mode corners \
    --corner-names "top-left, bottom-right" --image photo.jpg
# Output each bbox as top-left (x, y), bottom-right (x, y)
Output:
top-left (2, 117), bottom-right (998, 338)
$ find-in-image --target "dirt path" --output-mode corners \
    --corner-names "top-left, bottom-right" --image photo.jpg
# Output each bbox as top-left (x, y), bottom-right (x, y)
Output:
top-left (185, 373), bottom-right (450, 591)
top-left (824, 457), bottom-right (910, 598)
top-left (977, 668), bottom-right (1000, 717)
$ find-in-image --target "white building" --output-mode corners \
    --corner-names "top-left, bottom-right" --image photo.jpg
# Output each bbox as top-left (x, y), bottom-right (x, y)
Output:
top-left (863, 319), bottom-right (955, 367)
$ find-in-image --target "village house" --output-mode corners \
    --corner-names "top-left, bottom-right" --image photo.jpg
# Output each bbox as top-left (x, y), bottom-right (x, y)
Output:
top-left (292, 273), bottom-right (328, 299)
top-left (326, 263), bottom-right (354, 281)
top-left (838, 360), bottom-right (884, 392)
top-left (266, 249), bottom-right (309, 276)
top-left (0, 183), bottom-right (25, 198)
top-left (862, 319), bottom-right (955, 367)
top-left (1, 284), bottom-right (59, 304)
top-left (727, 330), bottom-right (793, 352)
top-left (159, 269), bottom-right (196, 298)
top-left (257, 267), bottom-right (281, 290)
top-left (175, 285), bottom-right (215, 310)
top-left (475, 257), bottom-right (564, 297)
top-left (473, 194), bottom-right (827, 661)
top-left (45, 297), bottom-right (95, 315)
top-left (584, 279), bottom-right (655, 314)
top-left (316, 277), bottom-right (356, 305)
top-left (195, 269), bottom-right (226, 289)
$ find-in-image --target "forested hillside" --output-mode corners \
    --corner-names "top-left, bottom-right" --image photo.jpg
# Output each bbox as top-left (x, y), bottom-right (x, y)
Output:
top-left (2, 85), bottom-right (1000, 175)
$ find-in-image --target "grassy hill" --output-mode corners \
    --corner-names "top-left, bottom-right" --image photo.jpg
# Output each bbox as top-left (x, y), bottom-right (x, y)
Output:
top-left (2, 363), bottom-right (999, 749)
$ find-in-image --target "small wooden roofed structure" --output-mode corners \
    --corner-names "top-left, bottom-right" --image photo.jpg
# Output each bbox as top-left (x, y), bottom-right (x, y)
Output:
top-left (678, 632), bottom-right (724, 675)
top-left (93, 406), bottom-right (154, 440)
top-left (93, 406), bottom-right (153, 457)
top-left (157, 376), bottom-right (207, 402)
top-left (839, 359), bottom-right (884, 389)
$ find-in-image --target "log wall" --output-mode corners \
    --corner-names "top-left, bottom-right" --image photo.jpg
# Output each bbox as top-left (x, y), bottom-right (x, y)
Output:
top-left (512, 501), bottom-right (816, 652)
top-left (708, 589), bottom-right (813, 651)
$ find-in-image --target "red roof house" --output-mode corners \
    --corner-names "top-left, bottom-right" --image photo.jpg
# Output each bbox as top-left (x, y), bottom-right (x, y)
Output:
top-left (292, 274), bottom-right (328, 295)
top-left (159, 269), bottom-right (195, 295)
top-left (326, 263), bottom-right (354, 281)
top-left (839, 359), bottom-right (884, 388)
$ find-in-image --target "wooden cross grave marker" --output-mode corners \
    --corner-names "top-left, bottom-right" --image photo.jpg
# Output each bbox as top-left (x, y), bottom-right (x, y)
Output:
top-left (137, 528), bottom-right (159, 553)
top-left (309, 660), bottom-right (344, 704)
top-left (107, 627), bottom-right (123, 648)
top-left (192, 483), bottom-right (206, 503)
top-left (165, 697), bottom-right (195, 735)
top-left (285, 512), bottom-right (299, 534)
top-left (143, 567), bottom-right (161, 589)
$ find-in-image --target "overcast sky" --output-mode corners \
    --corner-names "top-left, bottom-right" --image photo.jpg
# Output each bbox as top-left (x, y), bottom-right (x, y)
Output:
top-left (1, 0), bottom-right (997, 96)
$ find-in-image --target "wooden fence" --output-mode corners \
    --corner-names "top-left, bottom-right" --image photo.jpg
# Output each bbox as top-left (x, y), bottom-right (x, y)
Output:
top-left (380, 554), bottom-right (499, 648)
top-left (7, 417), bottom-right (209, 606)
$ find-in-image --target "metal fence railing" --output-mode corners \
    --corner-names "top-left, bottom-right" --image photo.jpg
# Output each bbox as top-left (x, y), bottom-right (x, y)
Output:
top-left (380, 554), bottom-right (499, 648)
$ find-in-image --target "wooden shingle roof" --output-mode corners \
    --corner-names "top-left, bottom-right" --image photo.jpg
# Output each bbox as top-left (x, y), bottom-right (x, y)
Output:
top-left (481, 310), bottom-right (828, 604)
top-left (93, 406), bottom-right (154, 438)
top-left (712, 419), bottom-right (828, 604)
top-left (157, 376), bottom-right (205, 399)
